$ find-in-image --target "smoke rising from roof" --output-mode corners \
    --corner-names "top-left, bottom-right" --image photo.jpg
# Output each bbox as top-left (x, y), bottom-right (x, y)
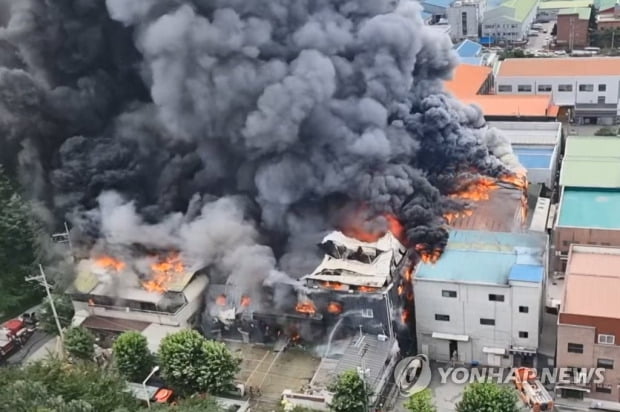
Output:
top-left (0, 0), bottom-right (519, 284)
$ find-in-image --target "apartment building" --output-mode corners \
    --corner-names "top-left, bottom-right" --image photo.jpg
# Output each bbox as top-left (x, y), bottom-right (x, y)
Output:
top-left (554, 136), bottom-right (620, 273)
top-left (414, 230), bottom-right (547, 367)
top-left (556, 245), bottom-right (620, 401)
top-left (496, 57), bottom-right (620, 125)
top-left (481, 0), bottom-right (538, 43)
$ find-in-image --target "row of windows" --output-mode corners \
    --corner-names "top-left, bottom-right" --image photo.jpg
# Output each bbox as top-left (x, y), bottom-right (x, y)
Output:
top-left (433, 314), bottom-right (529, 337)
top-left (498, 84), bottom-right (608, 93)
top-left (484, 24), bottom-right (519, 29)
top-left (440, 290), bottom-right (529, 313)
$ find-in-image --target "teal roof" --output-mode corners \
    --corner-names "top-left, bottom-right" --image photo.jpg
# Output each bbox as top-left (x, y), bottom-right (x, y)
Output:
top-left (500, 0), bottom-right (539, 21)
top-left (560, 136), bottom-right (620, 188)
top-left (539, 0), bottom-right (593, 10)
top-left (558, 6), bottom-right (592, 18)
top-left (509, 265), bottom-right (544, 283)
top-left (595, 0), bottom-right (619, 11)
top-left (416, 230), bottom-right (546, 285)
top-left (558, 188), bottom-right (620, 229)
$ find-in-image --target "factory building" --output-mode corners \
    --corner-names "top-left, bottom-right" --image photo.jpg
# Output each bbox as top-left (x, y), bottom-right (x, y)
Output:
top-left (414, 229), bottom-right (547, 368)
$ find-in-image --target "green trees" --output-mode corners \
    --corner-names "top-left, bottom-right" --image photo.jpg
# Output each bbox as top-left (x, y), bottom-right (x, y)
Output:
top-left (113, 331), bottom-right (155, 382)
top-left (405, 389), bottom-right (437, 412)
top-left (0, 166), bottom-right (42, 318)
top-left (0, 357), bottom-right (139, 411)
top-left (328, 370), bottom-right (369, 412)
top-left (456, 382), bottom-right (519, 412)
top-left (64, 326), bottom-right (95, 360)
top-left (39, 293), bottom-right (74, 335)
top-left (158, 329), bottom-right (240, 395)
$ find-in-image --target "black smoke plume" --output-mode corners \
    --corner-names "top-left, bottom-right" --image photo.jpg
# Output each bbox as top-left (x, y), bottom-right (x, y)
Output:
top-left (0, 0), bottom-right (519, 287)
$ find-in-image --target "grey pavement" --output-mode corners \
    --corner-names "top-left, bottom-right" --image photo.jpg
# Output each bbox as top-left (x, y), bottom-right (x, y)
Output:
top-left (5, 330), bottom-right (54, 365)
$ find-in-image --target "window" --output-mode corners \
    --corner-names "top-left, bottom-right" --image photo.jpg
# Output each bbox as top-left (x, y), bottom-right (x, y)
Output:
top-left (435, 314), bottom-right (450, 321)
top-left (597, 358), bottom-right (614, 369)
top-left (489, 294), bottom-right (505, 302)
top-left (598, 96), bottom-right (606, 104)
top-left (558, 84), bottom-right (573, 92)
top-left (578, 84), bottom-right (594, 92)
top-left (519, 306), bottom-right (529, 313)
top-left (537, 84), bottom-right (552, 92)
top-left (598, 334), bottom-right (616, 345)
top-left (519, 331), bottom-right (529, 338)
top-left (599, 84), bottom-right (607, 92)
top-left (480, 318), bottom-right (495, 326)
top-left (595, 384), bottom-right (612, 394)
top-left (461, 12), bottom-right (468, 36)
top-left (498, 85), bottom-right (512, 92)
top-left (442, 290), bottom-right (457, 298)
top-left (568, 343), bottom-right (584, 354)
top-left (361, 309), bottom-right (374, 318)
top-left (518, 85), bottom-right (532, 92)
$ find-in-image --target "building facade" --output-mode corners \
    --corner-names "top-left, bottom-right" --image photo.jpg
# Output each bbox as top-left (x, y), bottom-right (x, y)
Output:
top-left (481, 0), bottom-right (538, 43)
top-left (448, 0), bottom-right (486, 41)
top-left (496, 57), bottom-right (620, 125)
top-left (556, 8), bottom-right (592, 49)
top-left (556, 245), bottom-right (620, 402)
top-left (414, 230), bottom-right (547, 367)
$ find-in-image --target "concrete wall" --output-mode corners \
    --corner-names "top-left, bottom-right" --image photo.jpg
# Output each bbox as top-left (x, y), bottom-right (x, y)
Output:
top-left (553, 227), bottom-right (620, 273)
top-left (415, 278), bottom-right (542, 366)
top-left (448, 2), bottom-right (484, 41)
top-left (482, 5), bottom-right (537, 42)
top-left (495, 75), bottom-right (620, 107)
top-left (557, 15), bottom-right (590, 48)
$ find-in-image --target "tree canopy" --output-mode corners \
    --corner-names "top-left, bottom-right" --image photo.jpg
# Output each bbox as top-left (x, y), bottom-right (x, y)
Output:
top-left (405, 389), bottom-right (437, 412)
top-left (113, 330), bottom-right (155, 382)
top-left (455, 382), bottom-right (519, 412)
top-left (0, 166), bottom-right (42, 319)
top-left (158, 329), bottom-right (240, 396)
top-left (39, 293), bottom-right (74, 335)
top-left (328, 370), bottom-right (369, 412)
top-left (64, 326), bottom-right (95, 360)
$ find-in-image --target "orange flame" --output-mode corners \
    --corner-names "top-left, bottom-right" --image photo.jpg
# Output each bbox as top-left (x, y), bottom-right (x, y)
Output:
top-left (342, 211), bottom-right (408, 246)
top-left (295, 300), bottom-right (316, 315)
top-left (449, 177), bottom-right (499, 202)
top-left (216, 295), bottom-right (227, 306)
top-left (404, 267), bottom-right (412, 282)
top-left (397, 284), bottom-right (404, 295)
top-left (443, 209), bottom-right (474, 224)
top-left (291, 332), bottom-right (301, 342)
top-left (94, 256), bottom-right (125, 272)
top-left (416, 244), bottom-right (442, 264)
top-left (357, 285), bottom-right (379, 293)
top-left (142, 253), bottom-right (185, 293)
top-left (401, 309), bottom-right (410, 324)
top-left (327, 302), bottom-right (343, 314)
top-left (240, 295), bottom-right (251, 307)
top-left (499, 171), bottom-right (527, 191)
top-left (320, 281), bottom-right (347, 291)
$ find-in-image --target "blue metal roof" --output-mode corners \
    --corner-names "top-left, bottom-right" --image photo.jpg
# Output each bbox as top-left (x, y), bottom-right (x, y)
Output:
top-left (508, 264), bottom-right (544, 283)
top-left (455, 40), bottom-right (483, 58)
top-left (514, 147), bottom-right (553, 169)
top-left (459, 56), bottom-right (484, 65)
top-left (416, 230), bottom-right (545, 285)
top-left (423, 0), bottom-right (453, 8)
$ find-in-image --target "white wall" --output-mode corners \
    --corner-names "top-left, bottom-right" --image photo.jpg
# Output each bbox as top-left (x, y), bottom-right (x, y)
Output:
top-left (495, 75), bottom-right (620, 107)
top-left (482, 4), bottom-right (537, 42)
top-left (415, 279), bottom-right (542, 366)
top-left (448, 1), bottom-right (485, 41)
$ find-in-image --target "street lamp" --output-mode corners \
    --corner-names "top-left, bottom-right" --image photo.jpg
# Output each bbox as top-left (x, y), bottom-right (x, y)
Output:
top-left (143, 366), bottom-right (160, 409)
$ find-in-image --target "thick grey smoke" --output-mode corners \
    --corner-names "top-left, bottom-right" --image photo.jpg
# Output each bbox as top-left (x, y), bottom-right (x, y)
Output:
top-left (0, 0), bottom-right (520, 285)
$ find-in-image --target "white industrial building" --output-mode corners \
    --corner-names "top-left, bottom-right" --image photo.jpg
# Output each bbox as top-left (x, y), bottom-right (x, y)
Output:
top-left (447, 0), bottom-right (487, 42)
top-left (496, 57), bottom-right (620, 125)
top-left (481, 0), bottom-right (538, 43)
top-left (489, 121), bottom-right (562, 189)
top-left (414, 230), bottom-right (547, 367)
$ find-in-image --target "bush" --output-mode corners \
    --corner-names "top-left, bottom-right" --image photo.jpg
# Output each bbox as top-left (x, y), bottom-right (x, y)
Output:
top-left (113, 331), bottom-right (155, 382)
top-left (158, 329), bottom-right (240, 395)
top-left (328, 370), bottom-right (370, 412)
top-left (594, 127), bottom-right (618, 136)
top-left (456, 382), bottom-right (519, 412)
top-left (64, 326), bottom-right (95, 360)
top-left (405, 389), bottom-right (437, 412)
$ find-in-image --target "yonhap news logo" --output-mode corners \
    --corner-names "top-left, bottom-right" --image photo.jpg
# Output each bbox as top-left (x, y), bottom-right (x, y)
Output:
top-left (394, 356), bottom-right (606, 395)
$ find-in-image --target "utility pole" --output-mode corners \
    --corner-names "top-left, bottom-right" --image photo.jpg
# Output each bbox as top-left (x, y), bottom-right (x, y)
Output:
top-left (52, 221), bottom-right (74, 262)
top-left (26, 265), bottom-right (64, 341)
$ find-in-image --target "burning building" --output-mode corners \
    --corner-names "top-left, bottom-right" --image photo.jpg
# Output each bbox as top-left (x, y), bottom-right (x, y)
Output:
top-left (203, 229), bottom-right (411, 347)
top-left (69, 255), bottom-right (208, 350)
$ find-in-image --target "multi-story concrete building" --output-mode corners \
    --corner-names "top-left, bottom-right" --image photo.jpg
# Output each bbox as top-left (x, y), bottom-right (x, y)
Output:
top-left (537, 0), bottom-right (593, 22)
top-left (496, 57), bottom-right (620, 125)
top-left (448, 0), bottom-right (487, 42)
top-left (556, 245), bottom-right (620, 401)
top-left (553, 136), bottom-right (620, 273)
top-left (481, 0), bottom-right (538, 43)
top-left (414, 230), bottom-right (547, 367)
top-left (556, 7), bottom-right (592, 49)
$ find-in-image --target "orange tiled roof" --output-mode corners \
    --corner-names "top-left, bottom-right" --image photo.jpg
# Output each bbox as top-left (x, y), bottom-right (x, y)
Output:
top-left (498, 57), bottom-right (620, 77)
top-left (461, 95), bottom-right (556, 117)
top-left (444, 64), bottom-right (492, 98)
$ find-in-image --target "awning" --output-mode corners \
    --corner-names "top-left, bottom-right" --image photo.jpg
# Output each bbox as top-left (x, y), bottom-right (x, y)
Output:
top-left (483, 347), bottom-right (506, 355)
top-left (509, 346), bottom-right (537, 355)
top-left (555, 385), bottom-right (590, 393)
top-left (432, 332), bottom-right (469, 342)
